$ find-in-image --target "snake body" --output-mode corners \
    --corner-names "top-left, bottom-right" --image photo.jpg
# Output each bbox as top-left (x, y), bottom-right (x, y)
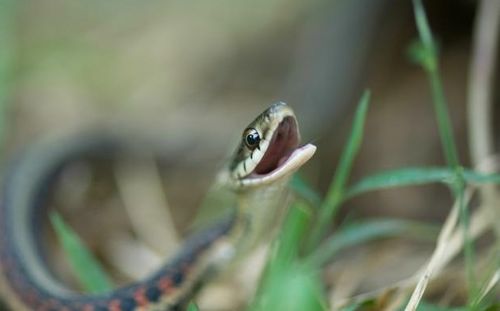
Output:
top-left (0, 103), bottom-right (316, 310)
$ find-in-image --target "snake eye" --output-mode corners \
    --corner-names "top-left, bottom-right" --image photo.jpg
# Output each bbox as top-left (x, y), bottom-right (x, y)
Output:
top-left (243, 128), bottom-right (261, 150)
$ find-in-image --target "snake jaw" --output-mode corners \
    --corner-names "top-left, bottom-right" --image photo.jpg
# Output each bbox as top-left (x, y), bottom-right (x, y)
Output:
top-left (244, 143), bottom-right (316, 187)
top-left (225, 102), bottom-right (316, 188)
top-left (253, 116), bottom-right (299, 175)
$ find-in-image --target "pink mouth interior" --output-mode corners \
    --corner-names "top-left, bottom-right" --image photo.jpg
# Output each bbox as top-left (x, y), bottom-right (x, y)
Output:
top-left (253, 116), bottom-right (299, 175)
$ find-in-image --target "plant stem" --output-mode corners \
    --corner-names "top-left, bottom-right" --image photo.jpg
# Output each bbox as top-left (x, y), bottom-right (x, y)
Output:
top-left (467, 0), bottom-right (500, 241)
top-left (412, 0), bottom-right (477, 300)
top-left (307, 90), bottom-right (370, 249)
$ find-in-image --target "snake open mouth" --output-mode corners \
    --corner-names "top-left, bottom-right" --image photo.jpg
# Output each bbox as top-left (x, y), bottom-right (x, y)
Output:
top-left (228, 102), bottom-right (316, 187)
top-left (253, 116), bottom-right (299, 175)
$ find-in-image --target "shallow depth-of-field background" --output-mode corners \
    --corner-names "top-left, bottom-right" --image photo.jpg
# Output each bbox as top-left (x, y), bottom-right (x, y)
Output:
top-left (0, 0), bottom-right (499, 310)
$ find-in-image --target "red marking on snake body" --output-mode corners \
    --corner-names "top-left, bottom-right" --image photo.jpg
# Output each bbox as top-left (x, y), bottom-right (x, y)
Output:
top-left (108, 299), bottom-right (121, 311)
top-left (37, 304), bottom-right (50, 311)
top-left (35, 299), bottom-right (62, 311)
top-left (82, 303), bottom-right (95, 311)
top-left (133, 287), bottom-right (148, 307)
top-left (158, 277), bottom-right (174, 294)
top-left (182, 262), bottom-right (192, 275)
top-left (22, 288), bottom-right (37, 305)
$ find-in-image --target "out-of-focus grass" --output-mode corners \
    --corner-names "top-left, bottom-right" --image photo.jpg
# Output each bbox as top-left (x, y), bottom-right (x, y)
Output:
top-left (247, 1), bottom-right (500, 309)
top-left (53, 82), bottom-right (500, 309)
top-left (290, 174), bottom-right (322, 207)
top-left (249, 201), bottom-right (327, 311)
top-left (346, 167), bottom-right (500, 199)
top-left (410, 0), bottom-right (475, 303)
top-left (50, 212), bottom-right (114, 293)
top-left (414, 302), bottom-right (468, 311)
top-left (307, 219), bottom-right (439, 267)
top-left (307, 90), bottom-right (371, 250)
top-left (187, 302), bottom-right (200, 311)
top-left (0, 0), bottom-right (16, 152)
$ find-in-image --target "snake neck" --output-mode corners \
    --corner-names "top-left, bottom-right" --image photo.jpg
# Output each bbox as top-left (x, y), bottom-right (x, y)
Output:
top-left (229, 176), bottom-right (292, 257)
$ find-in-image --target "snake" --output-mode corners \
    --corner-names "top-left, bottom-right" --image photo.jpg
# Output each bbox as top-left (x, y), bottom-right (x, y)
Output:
top-left (0, 102), bottom-right (316, 310)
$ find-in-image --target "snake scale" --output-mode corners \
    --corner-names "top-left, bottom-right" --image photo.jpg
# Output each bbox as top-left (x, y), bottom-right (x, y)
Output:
top-left (0, 103), bottom-right (316, 310)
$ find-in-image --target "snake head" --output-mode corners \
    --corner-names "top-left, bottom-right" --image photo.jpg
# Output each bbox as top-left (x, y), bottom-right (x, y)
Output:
top-left (221, 102), bottom-right (316, 189)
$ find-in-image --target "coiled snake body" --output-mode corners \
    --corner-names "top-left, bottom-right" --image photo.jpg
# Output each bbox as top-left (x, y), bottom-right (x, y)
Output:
top-left (0, 103), bottom-right (316, 310)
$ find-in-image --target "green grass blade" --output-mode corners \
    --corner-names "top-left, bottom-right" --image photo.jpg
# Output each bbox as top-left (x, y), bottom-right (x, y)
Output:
top-left (273, 201), bottom-right (311, 263)
top-left (187, 302), bottom-right (200, 311)
top-left (290, 174), bottom-right (322, 207)
top-left (308, 219), bottom-right (438, 266)
top-left (251, 263), bottom-right (327, 311)
top-left (346, 167), bottom-right (500, 198)
top-left (470, 248), bottom-right (500, 308)
top-left (308, 90), bottom-right (371, 248)
top-left (50, 212), bottom-right (114, 293)
top-left (464, 171), bottom-right (500, 184)
top-left (411, 0), bottom-right (459, 168)
top-left (250, 202), bottom-right (327, 311)
top-left (258, 201), bottom-right (312, 283)
top-left (412, 0), bottom-right (475, 299)
top-left (415, 302), bottom-right (468, 310)
top-left (340, 303), bottom-right (362, 311)
top-left (347, 167), bottom-right (453, 198)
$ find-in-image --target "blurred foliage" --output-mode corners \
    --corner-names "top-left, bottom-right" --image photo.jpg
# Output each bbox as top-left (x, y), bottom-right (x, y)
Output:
top-left (412, 0), bottom-right (475, 302)
top-left (26, 0), bottom-right (500, 310)
top-left (50, 211), bottom-right (114, 293)
top-left (0, 0), bottom-right (17, 151)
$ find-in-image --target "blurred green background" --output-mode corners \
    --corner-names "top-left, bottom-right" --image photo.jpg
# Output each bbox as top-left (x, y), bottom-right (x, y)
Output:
top-left (2, 0), bottom-right (478, 220)
top-left (2, 0), bottom-right (496, 309)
